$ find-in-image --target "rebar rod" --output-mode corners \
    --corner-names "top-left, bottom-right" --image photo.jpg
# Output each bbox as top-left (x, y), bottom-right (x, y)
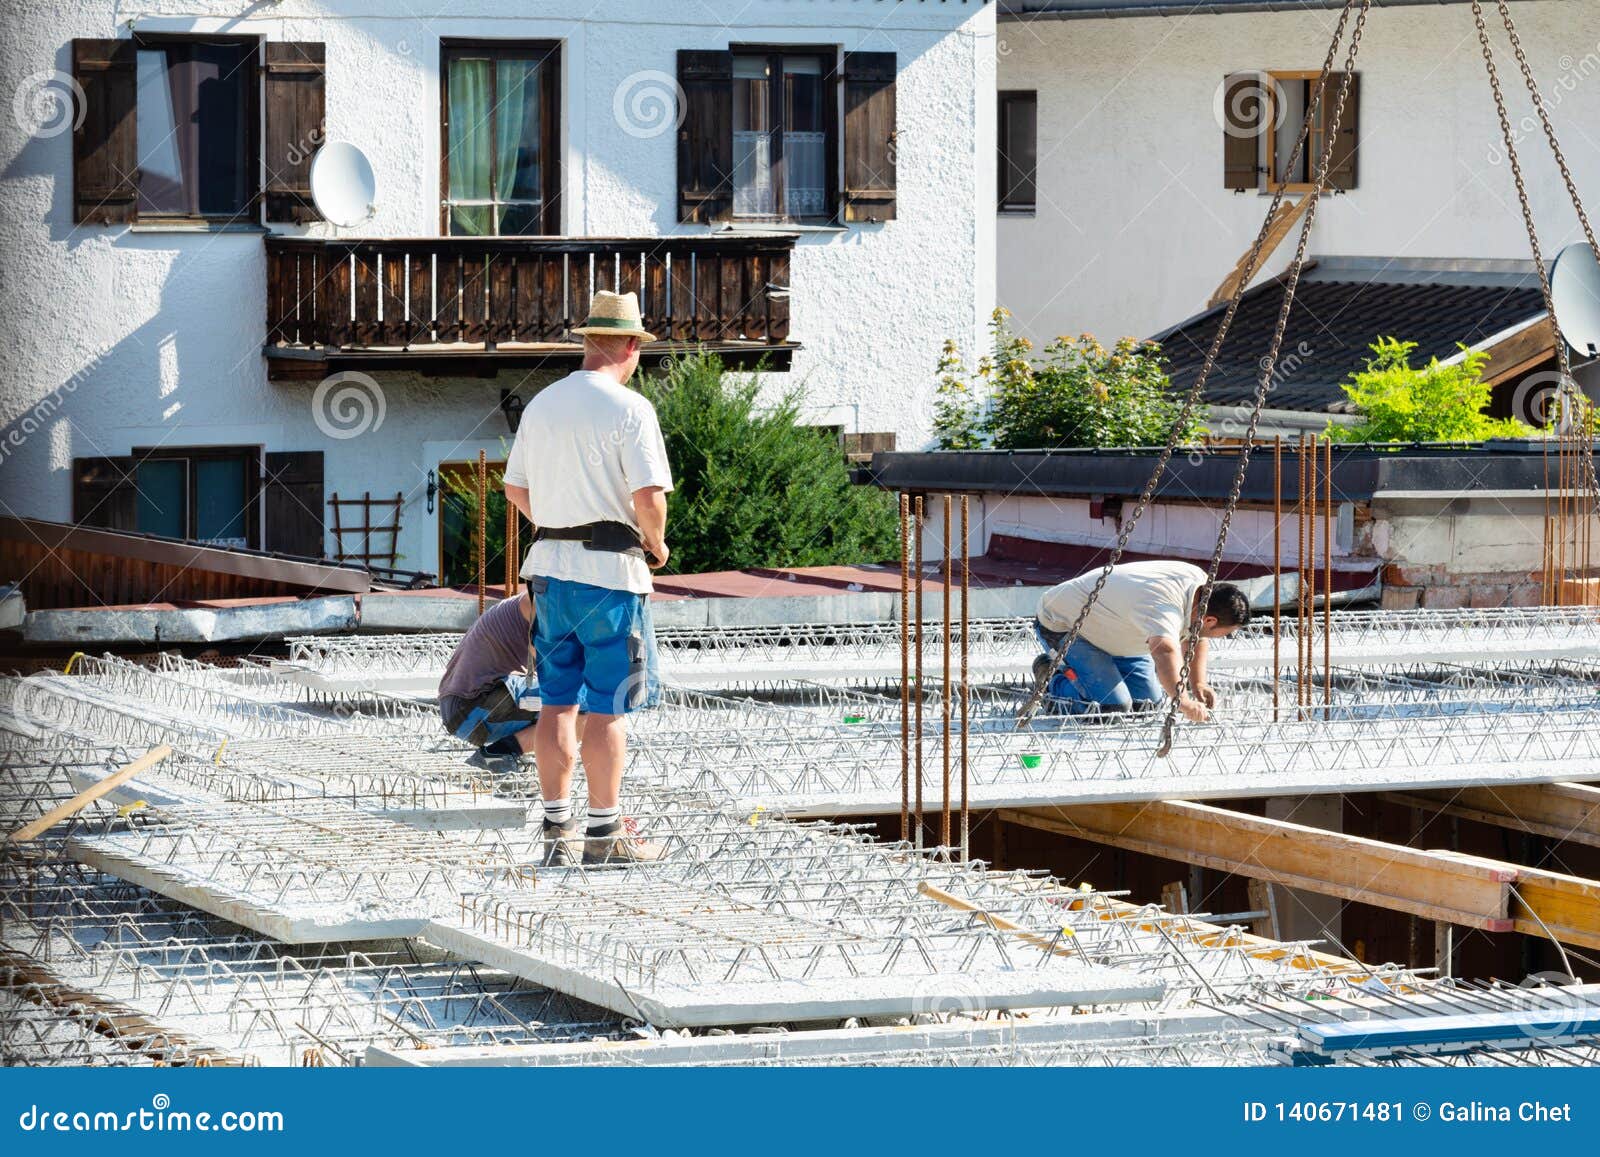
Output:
top-left (960, 495), bottom-right (971, 862)
top-left (942, 494), bottom-right (953, 849)
top-left (914, 495), bottom-right (925, 849)
top-left (900, 493), bottom-right (911, 844)
top-left (1274, 435), bottom-right (1282, 722)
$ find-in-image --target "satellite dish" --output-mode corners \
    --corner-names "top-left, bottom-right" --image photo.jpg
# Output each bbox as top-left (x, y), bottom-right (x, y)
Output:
top-left (309, 141), bottom-right (377, 228)
top-left (1550, 242), bottom-right (1600, 359)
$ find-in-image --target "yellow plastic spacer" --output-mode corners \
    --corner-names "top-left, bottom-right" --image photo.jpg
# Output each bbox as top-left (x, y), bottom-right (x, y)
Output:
top-left (63, 652), bottom-right (85, 675)
top-left (1059, 926), bottom-right (1076, 938)
top-left (213, 738), bottom-right (229, 765)
top-left (116, 800), bottom-right (148, 818)
top-left (1078, 881), bottom-right (1094, 893)
top-left (748, 806), bottom-right (767, 827)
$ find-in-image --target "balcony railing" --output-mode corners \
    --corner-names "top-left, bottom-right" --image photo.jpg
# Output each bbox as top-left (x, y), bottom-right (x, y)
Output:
top-left (264, 233), bottom-right (796, 373)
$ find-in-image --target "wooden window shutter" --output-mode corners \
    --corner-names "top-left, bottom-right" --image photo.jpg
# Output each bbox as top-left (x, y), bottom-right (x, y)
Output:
top-left (1322, 72), bottom-right (1359, 190)
top-left (1221, 73), bottom-right (1262, 191)
top-left (263, 451), bottom-right (325, 557)
top-left (71, 39), bottom-right (137, 224)
top-left (263, 43), bottom-right (326, 223)
top-left (72, 456), bottom-right (137, 530)
top-left (677, 50), bottom-right (733, 224)
top-left (841, 51), bottom-right (896, 222)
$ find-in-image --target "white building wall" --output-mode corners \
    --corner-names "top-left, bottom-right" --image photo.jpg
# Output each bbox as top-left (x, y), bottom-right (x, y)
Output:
top-left (0, 0), bottom-right (995, 577)
top-left (995, 1), bottom-right (1600, 350)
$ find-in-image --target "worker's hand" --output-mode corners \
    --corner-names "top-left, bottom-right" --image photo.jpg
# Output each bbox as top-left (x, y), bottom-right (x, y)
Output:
top-left (645, 540), bottom-right (669, 570)
top-left (1193, 684), bottom-right (1218, 708)
top-left (1177, 696), bottom-right (1210, 723)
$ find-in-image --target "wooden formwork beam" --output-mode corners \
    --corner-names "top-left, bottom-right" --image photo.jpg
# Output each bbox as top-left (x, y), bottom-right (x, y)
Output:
top-left (1382, 782), bottom-right (1600, 849)
top-left (1509, 865), bottom-right (1600, 952)
top-left (1001, 801), bottom-right (1518, 931)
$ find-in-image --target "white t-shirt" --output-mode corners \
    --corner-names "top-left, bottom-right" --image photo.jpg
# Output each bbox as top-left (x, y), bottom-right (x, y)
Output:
top-left (1036, 561), bottom-right (1207, 657)
top-left (503, 370), bottom-right (674, 594)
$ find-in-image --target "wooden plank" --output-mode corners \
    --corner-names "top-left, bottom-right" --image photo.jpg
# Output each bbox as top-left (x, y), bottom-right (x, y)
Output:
top-left (407, 249), bottom-right (431, 348)
top-left (540, 255), bottom-right (565, 342)
top-left (670, 251), bottom-right (695, 342)
top-left (488, 253), bottom-right (514, 344)
top-left (643, 250), bottom-right (669, 340)
top-left (1001, 801), bottom-right (1518, 930)
top-left (8, 746), bottom-right (173, 843)
top-left (1208, 194), bottom-right (1308, 307)
top-left (378, 249), bottom-right (406, 346)
top-left (460, 250), bottom-right (489, 344)
top-left (327, 251), bottom-right (354, 347)
top-left (352, 249), bottom-right (379, 345)
top-left (767, 250), bottom-right (790, 343)
top-left (435, 251), bottom-right (462, 343)
top-left (1481, 317), bottom-right (1557, 387)
top-left (1508, 864), bottom-right (1600, 951)
top-left (719, 254), bottom-right (741, 341)
top-left (917, 882), bottom-right (1082, 959)
top-left (1383, 782), bottom-right (1600, 849)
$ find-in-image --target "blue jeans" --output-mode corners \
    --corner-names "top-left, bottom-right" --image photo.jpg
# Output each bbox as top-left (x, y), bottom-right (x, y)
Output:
top-left (529, 576), bottom-right (655, 715)
top-left (1034, 621), bottom-right (1165, 714)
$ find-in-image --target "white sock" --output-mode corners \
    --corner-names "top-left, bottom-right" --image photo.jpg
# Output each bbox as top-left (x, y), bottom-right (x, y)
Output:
top-left (586, 804), bottom-right (620, 833)
top-left (543, 798), bottom-right (572, 825)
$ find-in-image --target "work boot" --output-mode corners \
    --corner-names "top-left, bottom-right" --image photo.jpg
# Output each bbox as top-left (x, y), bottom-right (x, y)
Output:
top-left (541, 818), bottom-right (583, 867)
top-left (583, 818), bottom-right (666, 866)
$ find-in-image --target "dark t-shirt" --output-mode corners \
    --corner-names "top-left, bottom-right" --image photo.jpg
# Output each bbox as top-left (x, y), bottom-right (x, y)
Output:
top-left (438, 596), bottom-right (533, 700)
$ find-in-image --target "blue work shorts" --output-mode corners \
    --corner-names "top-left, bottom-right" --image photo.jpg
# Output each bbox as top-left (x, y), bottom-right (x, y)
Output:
top-left (528, 576), bottom-right (657, 715)
top-left (1034, 620), bottom-right (1164, 714)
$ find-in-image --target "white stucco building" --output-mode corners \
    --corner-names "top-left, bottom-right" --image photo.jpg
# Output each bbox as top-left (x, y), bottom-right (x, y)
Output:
top-left (994, 0), bottom-right (1600, 351)
top-left (0, 0), bottom-right (996, 579)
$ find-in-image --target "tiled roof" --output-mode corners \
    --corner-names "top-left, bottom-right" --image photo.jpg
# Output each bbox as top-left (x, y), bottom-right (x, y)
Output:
top-left (1152, 266), bottom-right (1546, 413)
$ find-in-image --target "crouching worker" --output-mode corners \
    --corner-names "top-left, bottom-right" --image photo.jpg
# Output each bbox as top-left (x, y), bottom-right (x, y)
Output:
top-left (1033, 560), bottom-right (1250, 721)
top-left (438, 591), bottom-right (540, 764)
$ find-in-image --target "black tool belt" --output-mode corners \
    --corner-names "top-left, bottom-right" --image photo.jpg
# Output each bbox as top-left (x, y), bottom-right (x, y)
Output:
top-left (533, 521), bottom-right (645, 559)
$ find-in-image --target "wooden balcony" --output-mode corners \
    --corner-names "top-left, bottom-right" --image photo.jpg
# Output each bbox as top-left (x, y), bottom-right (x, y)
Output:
top-left (264, 233), bottom-right (797, 380)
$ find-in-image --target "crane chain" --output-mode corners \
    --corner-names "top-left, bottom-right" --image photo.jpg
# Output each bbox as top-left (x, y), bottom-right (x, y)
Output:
top-left (1013, 0), bottom-right (1365, 730)
top-left (1156, 0), bottom-right (1373, 758)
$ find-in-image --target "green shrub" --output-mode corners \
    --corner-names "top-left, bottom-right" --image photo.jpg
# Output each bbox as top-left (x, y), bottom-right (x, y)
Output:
top-left (935, 309), bottom-right (1202, 450)
top-left (1329, 337), bottom-right (1537, 443)
top-left (639, 353), bottom-right (899, 574)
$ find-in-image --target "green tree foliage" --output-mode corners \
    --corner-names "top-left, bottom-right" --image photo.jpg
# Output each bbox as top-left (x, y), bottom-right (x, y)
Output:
top-left (934, 309), bottom-right (1202, 450)
top-left (639, 353), bottom-right (900, 574)
top-left (1329, 337), bottom-right (1536, 443)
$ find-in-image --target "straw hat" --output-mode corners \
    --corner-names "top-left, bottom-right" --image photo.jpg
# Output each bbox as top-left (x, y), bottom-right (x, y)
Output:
top-left (571, 290), bottom-right (655, 342)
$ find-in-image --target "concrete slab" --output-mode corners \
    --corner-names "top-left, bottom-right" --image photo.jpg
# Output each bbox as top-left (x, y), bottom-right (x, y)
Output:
top-left (24, 596), bottom-right (358, 646)
top-left (421, 908), bottom-right (1161, 1029)
top-left (366, 1007), bottom-right (1254, 1066)
top-left (68, 837), bottom-right (433, 942)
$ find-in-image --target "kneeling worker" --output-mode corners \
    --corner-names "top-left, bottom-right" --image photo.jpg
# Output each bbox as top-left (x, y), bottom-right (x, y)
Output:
top-left (439, 591), bottom-right (540, 760)
top-left (1033, 560), bottom-right (1250, 720)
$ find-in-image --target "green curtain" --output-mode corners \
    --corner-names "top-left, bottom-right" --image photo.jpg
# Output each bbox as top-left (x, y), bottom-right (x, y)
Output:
top-left (447, 58), bottom-right (492, 235)
top-left (495, 59), bottom-right (540, 233)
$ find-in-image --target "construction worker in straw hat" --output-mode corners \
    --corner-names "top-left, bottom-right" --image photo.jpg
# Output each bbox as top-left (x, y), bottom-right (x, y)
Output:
top-left (503, 290), bottom-right (672, 867)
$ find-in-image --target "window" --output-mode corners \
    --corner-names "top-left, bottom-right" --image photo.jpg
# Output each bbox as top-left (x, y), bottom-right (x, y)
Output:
top-left (131, 447), bottom-right (259, 548)
top-left (731, 49), bottom-right (832, 221)
top-left (134, 36), bottom-right (258, 220)
top-left (1222, 71), bottom-right (1359, 193)
top-left (998, 90), bottom-right (1037, 214)
top-left (441, 41), bottom-right (561, 235)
